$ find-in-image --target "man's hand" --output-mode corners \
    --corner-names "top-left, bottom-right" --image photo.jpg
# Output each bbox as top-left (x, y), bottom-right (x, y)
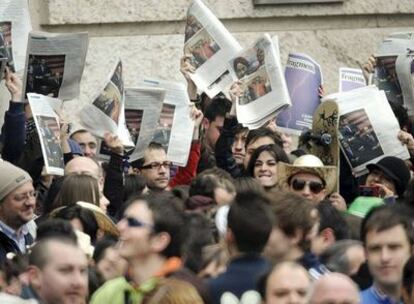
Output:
top-left (180, 54), bottom-right (197, 100)
top-left (5, 67), bottom-right (23, 102)
top-left (372, 183), bottom-right (395, 199)
top-left (329, 192), bottom-right (347, 212)
top-left (228, 81), bottom-right (242, 116)
top-left (59, 122), bottom-right (71, 154)
top-left (191, 106), bottom-right (203, 140)
top-left (360, 55), bottom-right (376, 83)
top-left (398, 130), bottom-right (414, 151)
top-left (104, 132), bottom-right (124, 155)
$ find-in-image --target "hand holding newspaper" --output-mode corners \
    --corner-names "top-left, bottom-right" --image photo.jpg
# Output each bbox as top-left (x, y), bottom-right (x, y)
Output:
top-left (184, 0), bottom-right (242, 98)
top-left (323, 85), bottom-right (409, 177)
top-left (22, 31), bottom-right (89, 101)
top-left (27, 93), bottom-right (64, 176)
top-left (276, 52), bottom-right (322, 135)
top-left (0, 0), bottom-right (31, 72)
top-left (229, 34), bottom-right (291, 129)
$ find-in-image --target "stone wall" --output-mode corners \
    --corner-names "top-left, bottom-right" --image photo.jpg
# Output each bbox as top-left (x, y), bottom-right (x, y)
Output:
top-left (1, 0), bottom-right (414, 124)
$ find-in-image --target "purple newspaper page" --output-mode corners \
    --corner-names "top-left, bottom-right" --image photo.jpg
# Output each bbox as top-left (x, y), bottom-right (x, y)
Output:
top-left (339, 68), bottom-right (366, 92)
top-left (276, 53), bottom-right (322, 135)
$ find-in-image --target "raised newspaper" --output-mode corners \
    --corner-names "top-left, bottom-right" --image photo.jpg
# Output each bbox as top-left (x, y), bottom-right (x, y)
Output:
top-left (124, 87), bottom-right (166, 162)
top-left (0, 0), bottom-right (31, 71)
top-left (323, 85), bottom-right (409, 176)
top-left (79, 60), bottom-right (133, 151)
top-left (22, 31), bottom-right (89, 101)
top-left (230, 34), bottom-right (290, 129)
top-left (27, 93), bottom-right (64, 176)
top-left (339, 68), bottom-right (366, 92)
top-left (371, 32), bottom-right (414, 113)
top-left (139, 79), bottom-right (194, 166)
top-left (276, 52), bottom-right (322, 135)
top-left (184, 0), bottom-right (242, 98)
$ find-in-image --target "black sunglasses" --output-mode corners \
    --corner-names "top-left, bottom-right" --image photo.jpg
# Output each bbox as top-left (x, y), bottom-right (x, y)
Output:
top-left (291, 179), bottom-right (325, 194)
top-left (124, 216), bottom-right (154, 230)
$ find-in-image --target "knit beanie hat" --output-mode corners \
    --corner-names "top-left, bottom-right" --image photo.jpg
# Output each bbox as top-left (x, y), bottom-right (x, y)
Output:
top-left (0, 160), bottom-right (32, 201)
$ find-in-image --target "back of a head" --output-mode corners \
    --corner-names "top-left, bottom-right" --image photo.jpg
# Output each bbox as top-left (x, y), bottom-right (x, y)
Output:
top-left (123, 174), bottom-right (147, 201)
top-left (57, 174), bottom-right (100, 208)
top-left (228, 190), bottom-right (274, 253)
top-left (36, 218), bottom-right (77, 243)
top-left (308, 272), bottom-right (360, 304)
top-left (319, 240), bottom-right (363, 275)
top-left (204, 97), bottom-right (231, 123)
top-left (317, 200), bottom-right (350, 241)
top-left (64, 156), bottom-right (101, 178)
top-left (269, 192), bottom-right (316, 240)
top-left (143, 278), bottom-right (204, 304)
top-left (233, 177), bottom-right (264, 195)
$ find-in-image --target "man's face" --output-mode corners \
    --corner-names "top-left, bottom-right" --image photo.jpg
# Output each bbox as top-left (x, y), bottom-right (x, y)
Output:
top-left (0, 181), bottom-right (36, 230)
top-left (117, 201), bottom-right (155, 260)
top-left (140, 149), bottom-right (170, 191)
top-left (265, 264), bottom-right (310, 304)
top-left (71, 131), bottom-right (97, 157)
top-left (204, 116), bottom-right (225, 149)
top-left (289, 172), bottom-right (326, 203)
top-left (31, 242), bottom-right (88, 304)
top-left (244, 136), bottom-right (275, 169)
top-left (365, 169), bottom-right (397, 196)
top-left (365, 225), bottom-right (412, 290)
top-left (232, 130), bottom-right (248, 165)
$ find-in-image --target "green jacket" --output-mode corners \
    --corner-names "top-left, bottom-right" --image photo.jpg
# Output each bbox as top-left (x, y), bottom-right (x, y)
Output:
top-left (90, 276), bottom-right (158, 304)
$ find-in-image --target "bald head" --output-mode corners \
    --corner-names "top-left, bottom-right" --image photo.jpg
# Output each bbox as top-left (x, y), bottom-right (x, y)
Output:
top-left (65, 157), bottom-right (101, 179)
top-left (309, 273), bottom-right (360, 304)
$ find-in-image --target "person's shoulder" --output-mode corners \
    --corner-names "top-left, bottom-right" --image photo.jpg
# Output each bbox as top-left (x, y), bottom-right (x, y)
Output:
top-left (359, 286), bottom-right (377, 303)
top-left (90, 277), bottom-right (131, 304)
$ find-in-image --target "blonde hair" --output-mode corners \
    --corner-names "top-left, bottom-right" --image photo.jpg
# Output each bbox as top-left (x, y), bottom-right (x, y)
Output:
top-left (143, 278), bottom-right (203, 304)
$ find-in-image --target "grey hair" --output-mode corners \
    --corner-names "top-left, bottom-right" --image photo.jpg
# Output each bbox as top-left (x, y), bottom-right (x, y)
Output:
top-left (319, 240), bottom-right (363, 275)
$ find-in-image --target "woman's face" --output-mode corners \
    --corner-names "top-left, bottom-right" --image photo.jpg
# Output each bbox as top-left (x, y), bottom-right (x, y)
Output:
top-left (253, 151), bottom-right (278, 189)
top-left (236, 62), bottom-right (248, 79)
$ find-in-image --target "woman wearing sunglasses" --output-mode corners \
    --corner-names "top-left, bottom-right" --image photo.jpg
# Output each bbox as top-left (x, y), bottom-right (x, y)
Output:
top-left (246, 144), bottom-right (290, 192)
top-left (278, 155), bottom-right (345, 210)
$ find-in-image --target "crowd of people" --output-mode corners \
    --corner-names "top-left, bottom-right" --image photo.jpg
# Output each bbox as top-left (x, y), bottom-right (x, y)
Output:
top-left (0, 31), bottom-right (414, 304)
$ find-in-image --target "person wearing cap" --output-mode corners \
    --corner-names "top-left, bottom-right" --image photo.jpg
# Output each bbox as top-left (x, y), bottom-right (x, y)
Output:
top-left (364, 156), bottom-right (411, 200)
top-left (278, 154), bottom-right (346, 210)
top-left (0, 161), bottom-right (36, 263)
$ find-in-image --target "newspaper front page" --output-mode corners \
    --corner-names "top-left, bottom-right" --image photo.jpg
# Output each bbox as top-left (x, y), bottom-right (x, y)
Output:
top-left (140, 79), bottom-right (194, 166)
top-left (339, 68), bottom-right (366, 92)
top-left (184, 0), bottom-right (242, 98)
top-left (22, 31), bottom-right (89, 101)
top-left (276, 52), bottom-right (323, 135)
top-left (371, 32), bottom-right (414, 113)
top-left (0, 0), bottom-right (31, 71)
top-left (79, 60), bottom-right (133, 150)
top-left (323, 86), bottom-right (409, 177)
top-left (125, 87), bottom-right (166, 162)
top-left (230, 34), bottom-right (290, 129)
top-left (27, 93), bottom-right (64, 176)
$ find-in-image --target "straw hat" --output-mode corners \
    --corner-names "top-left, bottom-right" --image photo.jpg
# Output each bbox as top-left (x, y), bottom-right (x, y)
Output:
top-left (277, 155), bottom-right (337, 194)
top-left (50, 201), bottom-right (119, 237)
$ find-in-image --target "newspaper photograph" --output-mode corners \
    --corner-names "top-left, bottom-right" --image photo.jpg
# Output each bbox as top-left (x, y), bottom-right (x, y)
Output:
top-left (79, 60), bottom-right (133, 148)
top-left (0, 22), bottom-right (15, 72)
top-left (184, 0), bottom-right (242, 98)
top-left (0, 57), bottom-right (6, 81)
top-left (339, 68), bottom-right (366, 92)
top-left (231, 35), bottom-right (290, 129)
top-left (0, 0), bottom-right (31, 71)
top-left (22, 31), bottom-right (89, 101)
top-left (370, 33), bottom-right (414, 110)
top-left (276, 52), bottom-right (322, 135)
top-left (324, 85), bottom-right (409, 176)
top-left (27, 93), bottom-right (64, 176)
top-left (141, 79), bottom-right (194, 166)
top-left (124, 87), bottom-right (165, 162)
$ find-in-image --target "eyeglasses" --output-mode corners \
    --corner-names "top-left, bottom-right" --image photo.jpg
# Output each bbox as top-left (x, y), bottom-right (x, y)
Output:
top-left (13, 191), bottom-right (38, 202)
top-left (140, 161), bottom-right (172, 170)
top-left (123, 216), bottom-right (154, 230)
top-left (291, 179), bottom-right (325, 194)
